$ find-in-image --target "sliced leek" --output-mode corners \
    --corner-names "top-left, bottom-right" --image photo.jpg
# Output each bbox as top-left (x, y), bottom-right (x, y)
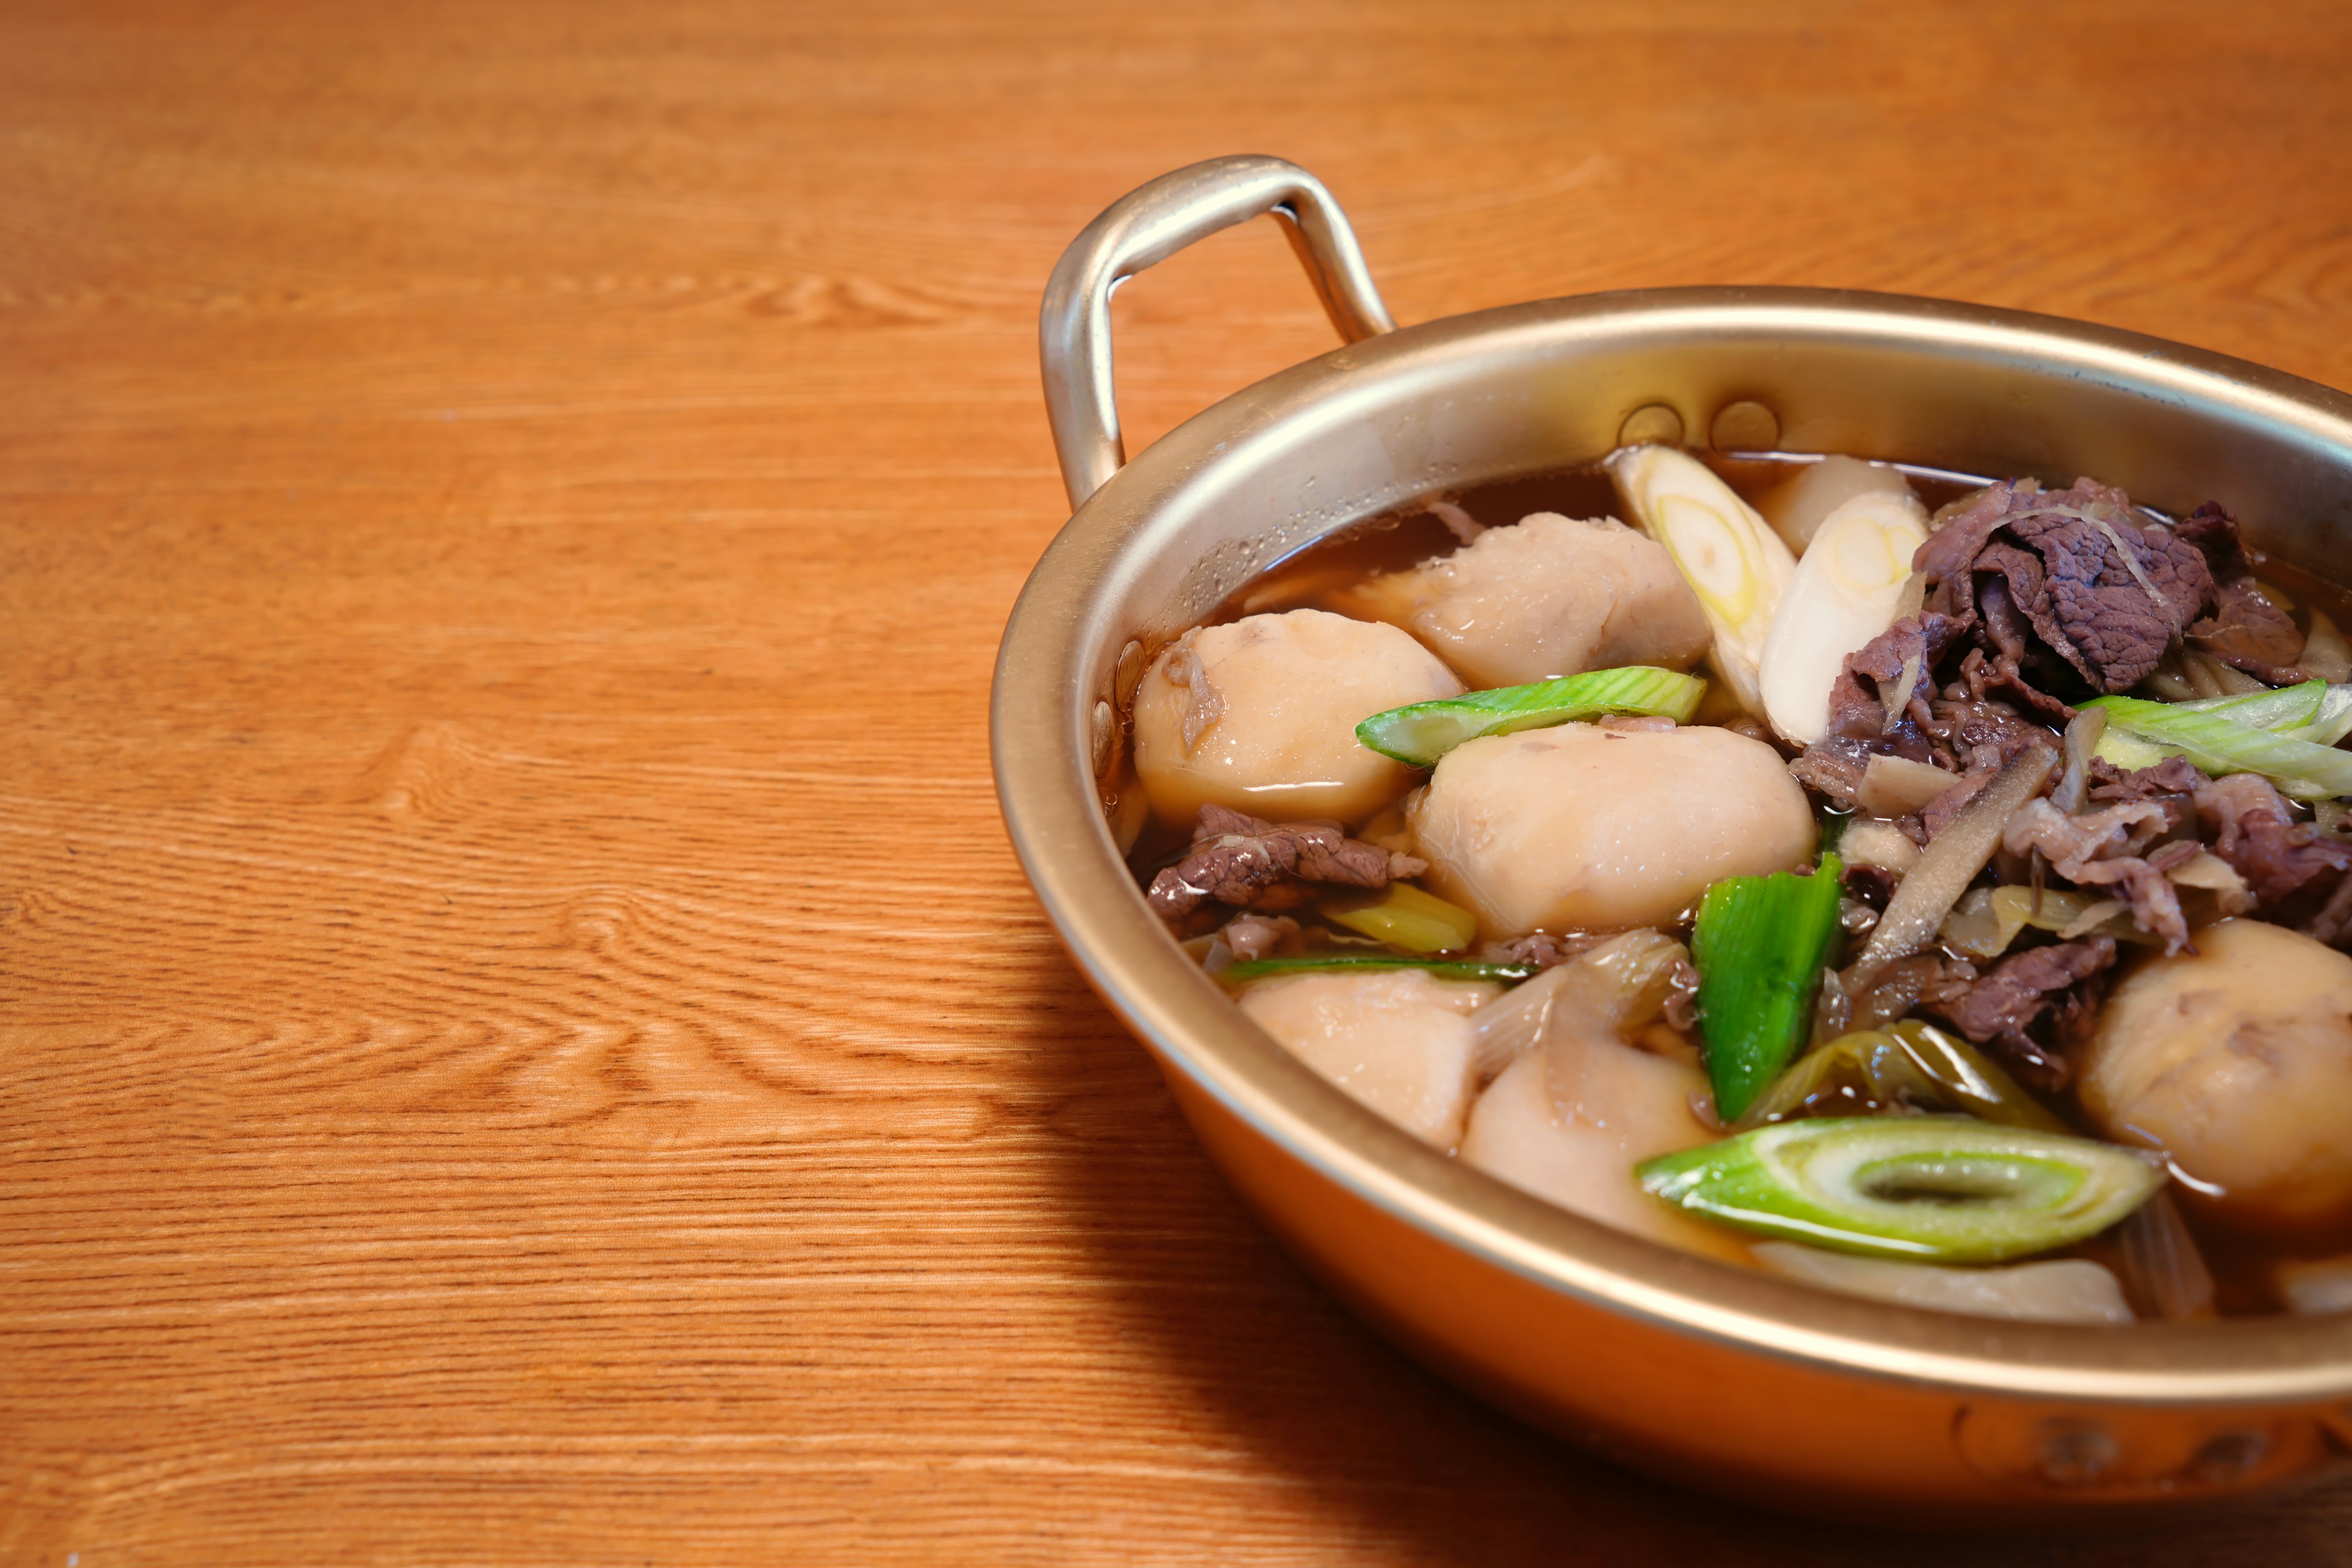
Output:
top-left (1353, 665), bottom-right (1705, 768)
top-left (1635, 1116), bottom-right (2165, 1262)
top-left (1752, 1243), bottom-right (2133, 1324)
top-left (1735, 1019), bottom-right (2070, 1133)
top-left (1692, 856), bottom-right (1845, 1122)
top-left (1219, 955), bottom-right (1537, 986)
top-left (1319, 883), bottom-right (1479, 954)
top-left (1756, 488), bottom-right (1930, 745)
top-left (2086, 692), bottom-right (2352, 799)
top-left (2178, 679), bottom-right (2352, 747)
top-left (1606, 445), bottom-right (1795, 718)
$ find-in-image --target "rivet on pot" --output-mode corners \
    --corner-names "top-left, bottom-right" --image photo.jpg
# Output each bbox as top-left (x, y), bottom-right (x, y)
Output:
top-left (1091, 699), bottom-right (1117, 777)
top-left (1617, 404), bottom-right (1684, 448)
top-left (2187, 1429), bottom-right (2270, 1485)
top-left (2034, 1421), bottom-right (2119, 1486)
top-left (1709, 399), bottom-right (1781, 452)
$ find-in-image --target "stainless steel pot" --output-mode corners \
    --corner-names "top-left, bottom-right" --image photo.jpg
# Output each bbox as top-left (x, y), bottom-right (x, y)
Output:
top-left (991, 155), bottom-right (2352, 1522)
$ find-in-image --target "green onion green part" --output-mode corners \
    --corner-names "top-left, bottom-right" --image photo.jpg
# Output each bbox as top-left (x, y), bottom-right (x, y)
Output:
top-left (1635, 1116), bottom-right (2165, 1262)
top-left (1735, 1019), bottom-right (2070, 1134)
top-left (1354, 665), bottom-right (1707, 769)
top-left (1218, 955), bottom-right (1539, 986)
top-left (2085, 691), bottom-right (2352, 799)
top-left (2176, 679), bottom-right (2352, 747)
top-left (2178, 678), bottom-right (2328, 732)
top-left (1691, 854), bottom-right (1845, 1123)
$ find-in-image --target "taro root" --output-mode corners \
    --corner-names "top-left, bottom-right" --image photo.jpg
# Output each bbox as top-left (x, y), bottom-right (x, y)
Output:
top-left (1341, 512), bottom-right (1709, 690)
top-left (1131, 608), bottom-right (1460, 829)
top-left (2079, 919), bottom-right (2352, 1245)
top-left (1409, 723), bottom-right (1816, 936)
top-left (1238, 967), bottom-right (1501, 1148)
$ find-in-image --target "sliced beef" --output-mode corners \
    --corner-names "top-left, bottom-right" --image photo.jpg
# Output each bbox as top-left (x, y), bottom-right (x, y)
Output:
top-left (1479, 930), bottom-right (1611, 970)
top-left (1147, 804), bottom-right (1397, 920)
top-left (2177, 502), bottom-right (2306, 681)
top-left (1955, 643), bottom-right (2074, 722)
top-left (1841, 861), bottom-right (1895, 911)
top-left (2003, 500), bottom-right (2209, 690)
top-left (2193, 579), bottom-right (2307, 684)
top-left (2195, 772), bottom-right (2352, 916)
top-left (1915, 482), bottom-right (2016, 595)
top-left (2088, 754), bottom-right (2212, 804)
top-left (1917, 937), bottom-right (2120, 1089)
top-left (1824, 613), bottom-right (1964, 746)
top-left (2176, 499), bottom-right (2256, 577)
top-left (1790, 614), bottom-right (1960, 807)
top-left (1917, 693), bottom-right (2053, 837)
top-left (1917, 478), bottom-right (2215, 696)
top-left (1789, 736), bottom-right (1877, 809)
top-left (2003, 797), bottom-right (2192, 951)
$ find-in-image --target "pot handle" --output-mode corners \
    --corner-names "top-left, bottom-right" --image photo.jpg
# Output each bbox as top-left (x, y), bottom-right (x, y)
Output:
top-left (1039, 155), bottom-right (1396, 510)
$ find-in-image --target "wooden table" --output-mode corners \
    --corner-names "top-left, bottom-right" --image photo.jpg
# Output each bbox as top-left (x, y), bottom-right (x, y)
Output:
top-left (6, 2), bottom-right (2351, 1559)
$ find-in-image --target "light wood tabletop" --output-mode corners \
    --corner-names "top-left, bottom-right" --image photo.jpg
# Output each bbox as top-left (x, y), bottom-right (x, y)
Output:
top-left (7, 2), bottom-right (2352, 1561)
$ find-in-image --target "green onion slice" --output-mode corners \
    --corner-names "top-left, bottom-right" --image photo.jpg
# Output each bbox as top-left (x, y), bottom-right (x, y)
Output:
top-left (2085, 691), bottom-right (2352, 800)
top-left (1692, 854), bottom-right (1845, 1123)
top-left (1354, 666), bottom-right (1706, 768)
top-left (1636, 1116), bottom-right (2165, 1263)
top-left (1218, 955), bottom-right (1538, 986)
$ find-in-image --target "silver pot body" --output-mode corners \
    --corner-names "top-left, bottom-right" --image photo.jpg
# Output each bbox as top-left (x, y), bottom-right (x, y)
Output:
top-left (992, 157), bottom-right (2352, 1521)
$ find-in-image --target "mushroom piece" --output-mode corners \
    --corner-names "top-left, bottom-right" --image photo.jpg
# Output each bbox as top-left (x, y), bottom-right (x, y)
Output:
top-left (2078, 919), bottom-right (2352, 1244)
top-left (1131, 608), bottom-right (1462, 830)
top-left (1338, 513), bottom-right (1710, 690)
top-left (1409, 723), bottom-right (1817, 937)
top-left (1237, 968), bottom-right (1500, 1149)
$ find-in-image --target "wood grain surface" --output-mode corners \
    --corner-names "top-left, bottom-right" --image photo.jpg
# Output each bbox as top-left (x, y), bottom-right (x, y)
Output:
top-left (6, 1), bottom-right (2352, 1561)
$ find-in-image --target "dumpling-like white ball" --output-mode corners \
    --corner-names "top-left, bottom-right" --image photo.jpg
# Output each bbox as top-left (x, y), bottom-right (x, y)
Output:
top-left (1409, 723), bottom-right (1816, 937)
top-left (1131, 608), bottom-right (1461, 830)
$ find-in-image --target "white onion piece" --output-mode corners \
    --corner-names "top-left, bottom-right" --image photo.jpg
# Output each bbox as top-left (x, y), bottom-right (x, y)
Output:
top-left (1754, 1243), bottom-right (2134, 1325)
top-left (1856, 754), bottom-right (1958, 816)
top-left (1756, 488), bottom-right (1930, 745)
top-left (1851, 745), bottom-right (2057, 986)
top-left (1607, 445), bottom-right (1795, 718)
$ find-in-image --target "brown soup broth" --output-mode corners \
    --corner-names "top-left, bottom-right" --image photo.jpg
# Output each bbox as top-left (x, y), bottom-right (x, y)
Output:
top-left (1123, 451), bottom-right (2352, 1313)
